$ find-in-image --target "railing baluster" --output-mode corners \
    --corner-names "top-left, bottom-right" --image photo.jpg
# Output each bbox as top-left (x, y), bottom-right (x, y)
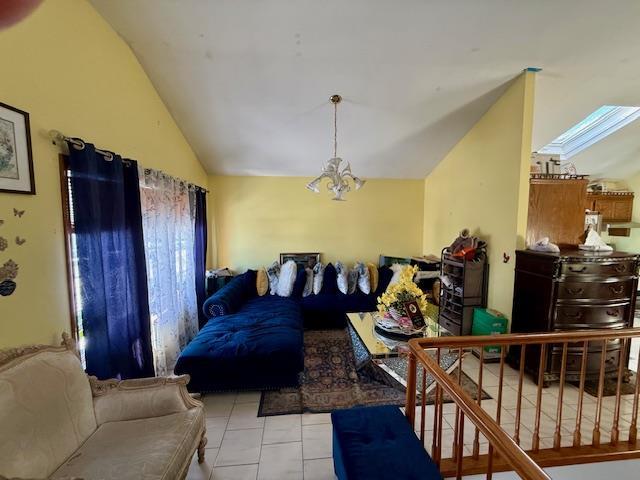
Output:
top-left (592, 339), bottom-right (608, 447)
top-left (514, 344), bottom-right (526, 446)
top-left (553, 342), bottom-right (568, 450)
top-left (532, 344), bottom-right (547, 453)
top-left (574, 340), bottom-right (589, 447)
top-left (496, 346), bottom-right (505, 425)
top-left (630, 349), bottom-right (640, 443)
top-left (435, 382), bottom-right (442, 466)
top-left (406, 352), bottom-right (417, 429)
top-left (487, 443), bottom-right (494, 480)
top-left (434, 348), bottom-right (442, 466)
top-left (452, 347), bottom-right (463, 460)
top-left (611, 337), bottom-right (628, 445)
top-left (420, 365), bottom-right (427, 444)
top-left (473, 347), bottom-right (485, 459)
top-left (456, 411), bottom-right (465, 480)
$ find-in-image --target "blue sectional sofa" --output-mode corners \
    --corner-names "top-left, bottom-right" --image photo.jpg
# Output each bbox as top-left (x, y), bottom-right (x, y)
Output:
top-left (174, 264), bottom-right (393, 392)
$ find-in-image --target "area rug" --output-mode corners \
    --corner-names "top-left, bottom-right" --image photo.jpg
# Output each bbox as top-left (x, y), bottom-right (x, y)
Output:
top-left (258, 329), bottom-right (490, 416)
top-left (577, 371), bottom-right (638, 397)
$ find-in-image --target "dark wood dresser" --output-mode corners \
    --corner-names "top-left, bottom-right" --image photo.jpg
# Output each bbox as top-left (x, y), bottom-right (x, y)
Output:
top-left (510, 249), bottom-right (639, 385)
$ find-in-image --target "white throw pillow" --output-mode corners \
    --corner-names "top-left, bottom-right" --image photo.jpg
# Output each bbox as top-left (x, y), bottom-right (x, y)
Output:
top-left (276, 260), bottom-right (297, 297)
top-left (312, 262), bottom-right (325, 295)
top-left (335, 261), bottom-right (348, 294)
top-left (267, 261), bottom-right (280, 295)
top-left (347, 266), bottom-right (359, 294)
top-left (356, 262), bottom-right (371, 294)
top-left (302, 267), bottom-right (314, 297)
top-left (388, 263), bottom-right (404, 287)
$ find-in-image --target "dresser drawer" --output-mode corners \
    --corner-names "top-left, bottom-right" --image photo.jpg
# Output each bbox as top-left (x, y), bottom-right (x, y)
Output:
top-left (560, 261), bottom-right (637, 278)
top-left (554, 303), bottom-right (630, 328)
top-left (557, 280), bottom-right (634, 301)
top-left (549, 341), bottom-right (622, 377)
top-left (439, 314), bottom-right (461, 336)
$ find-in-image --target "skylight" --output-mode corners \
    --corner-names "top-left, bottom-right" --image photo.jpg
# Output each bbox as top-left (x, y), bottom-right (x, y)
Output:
top-left (538, 105), bottom-right (640, 159)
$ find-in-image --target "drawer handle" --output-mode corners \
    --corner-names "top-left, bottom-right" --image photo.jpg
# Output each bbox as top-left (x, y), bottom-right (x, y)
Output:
top-left (568, 266), bottom-right (587, 273)
top-left (610, 285), bottom-right (625, 295)
top-left (614, 264), bottom-right (627, 273)
top-left (606, 309), bottom-right (620, 317)
top-left (565, 287), bottom-right (584, 295)
top-left (564, 311), bottom-right (583, 319)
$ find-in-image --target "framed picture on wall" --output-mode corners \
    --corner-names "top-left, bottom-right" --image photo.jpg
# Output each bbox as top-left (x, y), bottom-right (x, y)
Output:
top-left (0, 102), bottom-right (35, 194)
top-left (279, 252), bottom-right (321, 269)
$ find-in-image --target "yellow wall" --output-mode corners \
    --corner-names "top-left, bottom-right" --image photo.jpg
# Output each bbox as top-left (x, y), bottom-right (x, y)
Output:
top-left (210, 176), bottom-right (424, 271)
top-left (0, 0), bottom-right (207, 348)
top-left (422, 72), bottom-right (536, 319)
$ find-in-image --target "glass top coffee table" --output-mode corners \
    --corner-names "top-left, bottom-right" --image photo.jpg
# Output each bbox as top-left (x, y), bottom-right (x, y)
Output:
top-left (346, 311), bottom-right (456, 391)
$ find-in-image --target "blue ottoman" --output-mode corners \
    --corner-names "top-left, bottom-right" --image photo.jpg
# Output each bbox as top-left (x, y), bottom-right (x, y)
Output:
top-left (331, 405), bottom-right (442, 480)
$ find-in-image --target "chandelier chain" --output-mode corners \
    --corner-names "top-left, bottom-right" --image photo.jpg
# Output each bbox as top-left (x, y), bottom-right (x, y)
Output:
top-left (333, 100), bottom-right (338, 158)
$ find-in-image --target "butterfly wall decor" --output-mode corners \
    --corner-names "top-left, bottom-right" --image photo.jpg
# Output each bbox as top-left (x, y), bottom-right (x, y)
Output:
top-left (15, 237), bottom-right (26, 246)
top-left (13, 208), bottom-right (25, 218)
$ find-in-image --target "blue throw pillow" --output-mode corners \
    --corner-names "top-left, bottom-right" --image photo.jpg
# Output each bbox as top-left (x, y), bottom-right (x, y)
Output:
top-left (241, 269), bottom-right (258, 297)
top-left (376, 266), bottom-right (393, 295)
top-left (321, 263), bottom-right (338, 294)
top-left (291, 268), bottom-right (307, 298)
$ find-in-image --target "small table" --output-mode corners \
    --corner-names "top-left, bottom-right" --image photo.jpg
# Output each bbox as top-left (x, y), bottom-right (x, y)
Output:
top-left (346, 311), bottom-right (455, 391)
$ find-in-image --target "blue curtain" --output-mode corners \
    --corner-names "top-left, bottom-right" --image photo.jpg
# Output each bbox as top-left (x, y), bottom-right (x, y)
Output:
top-left (68, 143), bottom-right (155, 379)
top-left (194, 188), bottom-right (208, 328)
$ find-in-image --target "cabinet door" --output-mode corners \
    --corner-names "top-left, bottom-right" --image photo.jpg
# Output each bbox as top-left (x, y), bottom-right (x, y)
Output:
top-left (526, 178), bottom-right (588, 247)
top-left (594, 198), bottom-right (614, 220)
top-left (612, 197), bottom-right (633, 221)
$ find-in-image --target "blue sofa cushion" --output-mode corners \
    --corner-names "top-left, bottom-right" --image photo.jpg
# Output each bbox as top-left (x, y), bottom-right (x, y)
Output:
top-left (202, 270), bottom-right (256, 318)
top-left (375, 266), bottom-right (393, 296)
top-left (321, 263), bottom-right (338, 294)
top-left (300, 292), bottom-right (377, 315)
top-left (175, 295), bottom-right (303, 391)
top-left (291, 267), bottom-right (307, 298)
top-left (331, 405), bottom-right (442, 480)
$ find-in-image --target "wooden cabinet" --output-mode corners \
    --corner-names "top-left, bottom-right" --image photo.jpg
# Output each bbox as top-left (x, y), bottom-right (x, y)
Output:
top-left (526, 176), bottom-right (589, 248)
top-left (509, 249), bottom-right (639, 385)
top-left (586, 192), bottom-right (634, 236)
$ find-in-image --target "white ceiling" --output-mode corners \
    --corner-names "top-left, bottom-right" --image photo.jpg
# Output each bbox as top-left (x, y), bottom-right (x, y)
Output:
top-left (90, 0), bottom-right (640, 179)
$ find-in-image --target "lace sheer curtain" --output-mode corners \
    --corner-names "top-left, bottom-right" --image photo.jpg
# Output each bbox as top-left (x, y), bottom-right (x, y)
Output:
top-left (139, 168), bottom-right (199, 376)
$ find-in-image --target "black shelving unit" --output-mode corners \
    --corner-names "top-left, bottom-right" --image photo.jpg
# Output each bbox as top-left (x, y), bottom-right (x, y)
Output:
top-left (438, 247), bottom-right (488, 335)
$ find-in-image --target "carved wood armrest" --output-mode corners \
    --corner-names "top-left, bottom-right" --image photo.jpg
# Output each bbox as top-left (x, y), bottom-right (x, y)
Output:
top-left (90, 374), bottom-right (203, 425)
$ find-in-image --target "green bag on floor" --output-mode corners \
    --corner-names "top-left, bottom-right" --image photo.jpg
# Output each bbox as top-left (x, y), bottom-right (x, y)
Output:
top-left (472, 308), bottom-right (507, 354)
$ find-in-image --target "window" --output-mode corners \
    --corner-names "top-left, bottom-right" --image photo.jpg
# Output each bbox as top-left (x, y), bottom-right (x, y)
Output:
top-left (538, 105), bottom-right (640, 159)
top-left (60, 157), bottom-right (87, 367)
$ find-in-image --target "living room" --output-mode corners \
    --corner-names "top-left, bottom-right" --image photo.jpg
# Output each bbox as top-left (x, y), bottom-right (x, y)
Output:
top-left (1, 1), bottom-right (640, 480)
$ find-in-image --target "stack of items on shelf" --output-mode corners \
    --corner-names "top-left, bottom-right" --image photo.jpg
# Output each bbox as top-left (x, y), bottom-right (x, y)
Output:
top-left (438, 229), bottom-right (488, 335)
top-left (379, 254), bottom-right (441, 302)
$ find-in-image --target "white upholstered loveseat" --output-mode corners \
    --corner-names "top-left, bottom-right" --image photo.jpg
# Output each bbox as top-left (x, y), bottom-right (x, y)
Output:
top-left (0, 334), bottom-right (207, 480)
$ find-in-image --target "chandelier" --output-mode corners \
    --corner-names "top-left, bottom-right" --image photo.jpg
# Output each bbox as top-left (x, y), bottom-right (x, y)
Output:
top-left (306, 94), bottom-right (365, 201)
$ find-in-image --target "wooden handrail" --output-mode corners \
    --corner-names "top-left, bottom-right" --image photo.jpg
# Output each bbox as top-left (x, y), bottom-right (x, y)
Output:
top-left (409, 344), bottom-right (551, 480)
top-left (413, 327), bottom-right (640, 348)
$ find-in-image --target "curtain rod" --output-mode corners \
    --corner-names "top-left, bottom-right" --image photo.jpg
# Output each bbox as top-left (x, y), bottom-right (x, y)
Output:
top-left (49, 130), bottom-right (209, 193)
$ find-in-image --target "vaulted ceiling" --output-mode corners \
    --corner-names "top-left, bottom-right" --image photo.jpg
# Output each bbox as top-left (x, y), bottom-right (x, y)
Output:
top-left (91, 0), bottom-right (640, 179)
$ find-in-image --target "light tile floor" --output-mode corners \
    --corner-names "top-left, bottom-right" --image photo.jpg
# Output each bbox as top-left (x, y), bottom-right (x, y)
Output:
top-left (187, 352), bottom-right (638, 480)
top-left (187, 391), bottom-right (336, 480)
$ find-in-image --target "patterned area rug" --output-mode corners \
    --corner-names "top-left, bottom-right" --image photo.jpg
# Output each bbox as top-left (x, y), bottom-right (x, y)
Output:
top-left (258, 329), bottom-right (489, 416)
top-left (578, 371), bottom-right (638, 397)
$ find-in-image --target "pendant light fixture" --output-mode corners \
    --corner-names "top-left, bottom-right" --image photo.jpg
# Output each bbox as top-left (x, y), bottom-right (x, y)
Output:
top-left (306, 94), bottom-right (365, 201)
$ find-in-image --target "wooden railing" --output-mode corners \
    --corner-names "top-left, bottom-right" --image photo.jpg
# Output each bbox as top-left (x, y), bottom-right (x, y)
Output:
top-left (405, 328), bottom-right (640, 479)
